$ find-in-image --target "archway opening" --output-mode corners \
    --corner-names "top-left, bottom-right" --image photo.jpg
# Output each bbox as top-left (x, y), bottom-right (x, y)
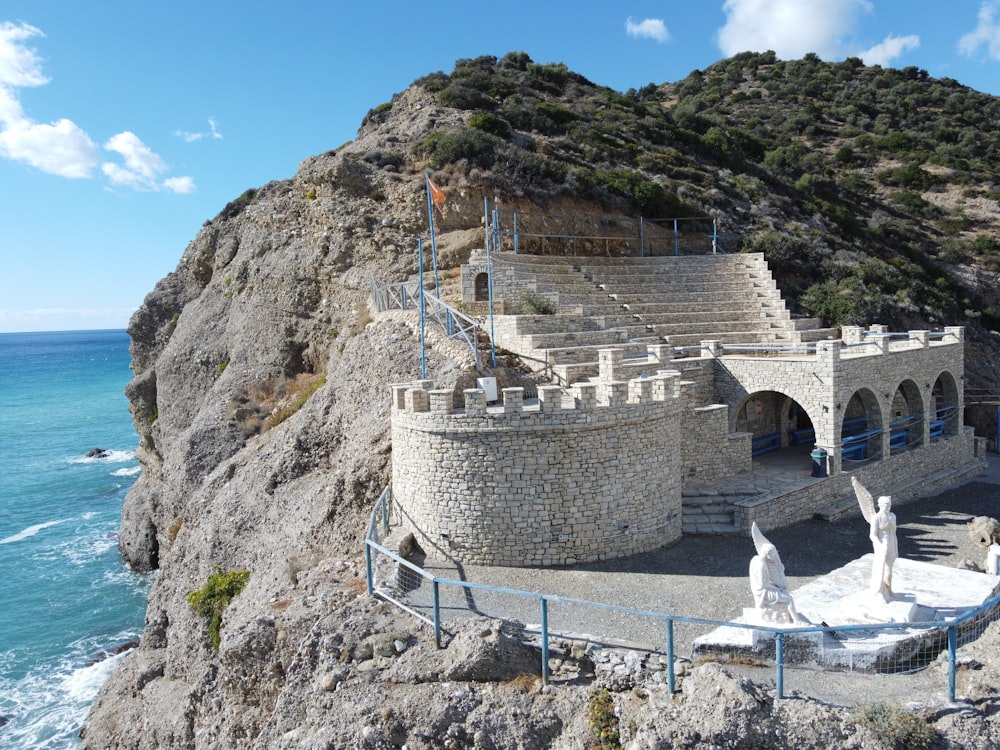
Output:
top-left (734, 391), bottom-right (815, 467)
top-left (888, 379), bottom-right (925, 454)
top-left (474, 272), bottom-right (490, 302)
top-left (931, 371), bottom-right (961, 438)
top-left (841, 388), bottom-right (884, 469)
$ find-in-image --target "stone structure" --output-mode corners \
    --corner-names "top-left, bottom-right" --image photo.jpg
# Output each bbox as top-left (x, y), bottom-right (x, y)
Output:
top-left (390, 372), bottom-right (683, 567)
top-left (388, 253), bottom-right (984, 567)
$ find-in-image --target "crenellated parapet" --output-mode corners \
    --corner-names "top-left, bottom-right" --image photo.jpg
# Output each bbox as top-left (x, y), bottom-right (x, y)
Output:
top-left (390, 373), bottom-right (684, 567)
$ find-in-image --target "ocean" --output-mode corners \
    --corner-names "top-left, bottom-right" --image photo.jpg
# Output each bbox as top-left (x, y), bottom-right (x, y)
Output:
top-left (0, 330), bottom-right (150, 749)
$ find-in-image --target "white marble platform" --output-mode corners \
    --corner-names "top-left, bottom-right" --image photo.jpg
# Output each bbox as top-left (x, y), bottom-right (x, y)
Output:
top-left (693, 556), bottom-right (1000, 672)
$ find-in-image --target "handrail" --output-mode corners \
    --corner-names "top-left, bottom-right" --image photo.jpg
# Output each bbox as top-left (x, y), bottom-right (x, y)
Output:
top-left (371, 277), bottom-right (481, 369)
top-left (364, 487), bottom-right (1000, 700)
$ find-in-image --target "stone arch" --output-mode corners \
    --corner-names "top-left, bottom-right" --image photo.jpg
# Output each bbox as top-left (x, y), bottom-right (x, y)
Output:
top-left (887, 378), bottom-right (925, 453)
top-left (474, 272), bottom-right (490, 302)
top-left (931, 370), bottom-right (961, 438)
top-left (732, 390), bottom-right (816, 458)
top-left (841, 388), bottom-right (884, 468)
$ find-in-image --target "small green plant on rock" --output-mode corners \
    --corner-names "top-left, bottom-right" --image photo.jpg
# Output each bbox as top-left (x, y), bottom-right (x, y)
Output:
top-left (587, 688), bottom-right (621, 750)
top-left (520, 290), bottom-right (556, 315)
top-left (852, 702), bottom-right (938, 750)
top-left (187, 567), bottom-right (251, 649)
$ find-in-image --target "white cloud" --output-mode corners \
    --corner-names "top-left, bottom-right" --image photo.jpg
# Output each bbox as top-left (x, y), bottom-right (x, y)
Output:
top-left (959, 1), bottom-right (1000, 59)
top-left (0, 20), bottom-right (195, 191)
top-left (102, 131), bottom-right (194, 193)
top-left (625, 17), bottom-right (669, 43)
top-left (0, 22), bottom-right (98, 178)
top-left (176, 117), bottom-right (223, 143)
top-left (859, 34), bottom-right (920, 67)
top-left (718, 0), bottom-right (873, 59)
top-left (163, 175), bottom-right (196, 194)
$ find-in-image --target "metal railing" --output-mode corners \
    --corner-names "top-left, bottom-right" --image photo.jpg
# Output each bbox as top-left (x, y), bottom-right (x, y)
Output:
top-left (370, 277), bottom-right (482, 369)
top-left (365, 487), bottom-right (1000, 703)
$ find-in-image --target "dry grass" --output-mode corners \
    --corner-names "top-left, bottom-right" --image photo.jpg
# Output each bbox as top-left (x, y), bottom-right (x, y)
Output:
top-left (168, 515), bottom-right (184, 543)
top-left (241, 372), bottom-right (327, 434)
top-left (343, 578), bottom-right (368, 597)
top-left (504, 672), bottom-right (542, 693)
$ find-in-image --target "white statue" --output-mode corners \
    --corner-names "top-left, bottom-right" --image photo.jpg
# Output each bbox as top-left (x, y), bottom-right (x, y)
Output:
top-left (749, 522), bottom-right (807, 624)
top-left (852, 476), bottom-right (898, 602)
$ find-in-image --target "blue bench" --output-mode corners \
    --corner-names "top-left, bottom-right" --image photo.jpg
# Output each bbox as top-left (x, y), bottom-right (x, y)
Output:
top-left (842, 428), bottom-right (879, 461)
top-left (889, 428), bottom-right (908, 451)
top-left (791, 427), bottom-right (815, 445)
top-left (752, 433), bottom-right (781, 456)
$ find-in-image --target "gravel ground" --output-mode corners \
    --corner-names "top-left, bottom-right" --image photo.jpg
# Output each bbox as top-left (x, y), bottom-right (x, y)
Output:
top-left (383, 462), bottom-right (1000, 707)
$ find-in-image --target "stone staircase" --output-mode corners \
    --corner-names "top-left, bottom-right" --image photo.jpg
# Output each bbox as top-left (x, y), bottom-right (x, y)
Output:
top-left (486, 252), bottom-right (837, 385)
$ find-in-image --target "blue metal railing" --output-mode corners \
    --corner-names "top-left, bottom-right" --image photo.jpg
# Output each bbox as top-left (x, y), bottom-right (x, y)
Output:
top-left (371, 277), bottom-right (482, 369)
top-left (365, 488), bottom-right (1000, 701)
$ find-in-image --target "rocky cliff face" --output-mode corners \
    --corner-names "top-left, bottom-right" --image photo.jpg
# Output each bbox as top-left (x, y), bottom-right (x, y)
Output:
top-left (84, 64), bottom-right (1000, 749)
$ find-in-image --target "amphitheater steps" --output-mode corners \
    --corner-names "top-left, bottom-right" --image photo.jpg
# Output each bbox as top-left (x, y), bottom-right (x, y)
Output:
top-left (485, 252), bottom-right (836, 383)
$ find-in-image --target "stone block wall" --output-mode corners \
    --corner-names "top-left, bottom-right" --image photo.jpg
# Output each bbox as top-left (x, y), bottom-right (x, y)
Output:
top-left (391, 374), bottom-right (684, 567)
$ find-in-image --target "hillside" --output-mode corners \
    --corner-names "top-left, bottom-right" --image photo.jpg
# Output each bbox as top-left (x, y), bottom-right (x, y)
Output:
top-left (82, 53), bottom-right (1000, 748)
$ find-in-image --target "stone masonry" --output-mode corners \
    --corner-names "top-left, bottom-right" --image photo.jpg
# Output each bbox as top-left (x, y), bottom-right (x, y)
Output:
top-left (390, 373), bottom-right (683, 567)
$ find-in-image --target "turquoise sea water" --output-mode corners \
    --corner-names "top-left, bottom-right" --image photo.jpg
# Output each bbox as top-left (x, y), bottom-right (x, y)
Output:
top-left (0, 330), bottom-right (149, 749)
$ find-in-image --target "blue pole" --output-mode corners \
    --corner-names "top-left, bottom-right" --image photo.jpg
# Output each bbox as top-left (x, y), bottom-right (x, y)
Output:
top-left (666, 618), bottom-right (675, 693)
top-left (425, 172), bottom-right (441, 297)
top-left (364, 542), bottom-right (374, 595)
top-left (948, 624), bottom-right (957, 701)
top-left (540, 598), bottom-right (550, 685)
top-left (418, 238), bottom-right (426, 380)
top-left (381, 491), bottom-right (389, 537)
top-left (433, 580), bottom-right (442, 648)
top-left (673, 218), bottom-right (679, 256)
top-left (712, 219), bottom-right (718, 254)
top-left (485, 198), bottom-right (497, 367)
top-left (514, 211), bottom-right (519, 254)
top-left (775, 632), bottom-right (785, 699)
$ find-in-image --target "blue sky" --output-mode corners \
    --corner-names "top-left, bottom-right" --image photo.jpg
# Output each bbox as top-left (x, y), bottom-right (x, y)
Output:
top-left (2, 1), bottom-right (999, 333)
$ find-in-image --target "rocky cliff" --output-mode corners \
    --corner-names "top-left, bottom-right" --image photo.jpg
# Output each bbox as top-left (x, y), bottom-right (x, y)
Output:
top-left (84, 54), bottom-right (1000, 748)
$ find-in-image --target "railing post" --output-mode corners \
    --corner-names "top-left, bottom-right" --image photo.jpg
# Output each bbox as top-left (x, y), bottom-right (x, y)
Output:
top-left (365, 541), bottom-right (374, 596)
top-left (666, 617), bottom-right (675, 693)
top-left (948, 623), bottom-right (957, 702)
top-left (433, 580), bottom-right (442, 649)
top-left (381, 490), bottom-right (389, 537)
top-left (541, 598), bottom-right (550, 686)
top-left (775, 631), bottom-right (785, 699)
top-left (673, 218), bottom-right (679, 256)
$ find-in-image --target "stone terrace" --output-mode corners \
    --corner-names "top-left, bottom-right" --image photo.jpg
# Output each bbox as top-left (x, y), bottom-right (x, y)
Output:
top-left (474, 252), bottom-right (837, 385)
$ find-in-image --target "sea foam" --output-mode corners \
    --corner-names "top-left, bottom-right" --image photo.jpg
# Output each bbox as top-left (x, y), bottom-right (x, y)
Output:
top-left (0, 519), bottom-right (68, 545)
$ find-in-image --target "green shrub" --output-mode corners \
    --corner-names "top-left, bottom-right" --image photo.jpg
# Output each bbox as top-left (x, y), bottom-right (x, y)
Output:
top-left (852, 703), bottom-right (937, 750)
top-left (520, 291), bottom-right (556, 315)
top-left (587, 688), bottom-right (621, 750)
top-left (469, 110), bottom-right (512, 140)
top-left (187, 567), bottom-right (251, 649)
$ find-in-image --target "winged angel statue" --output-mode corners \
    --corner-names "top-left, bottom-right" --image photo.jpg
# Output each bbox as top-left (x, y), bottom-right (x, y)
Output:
top-left (749, 522), bottom-right (807, 624)
top-left (852, 476), bottom-right (898, 601)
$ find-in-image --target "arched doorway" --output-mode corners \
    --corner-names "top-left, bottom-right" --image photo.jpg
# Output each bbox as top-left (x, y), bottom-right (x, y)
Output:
top-left (931, 371), bottom-right (961, 438)
top-left (841, 388), bottom-right (884, 469)
top-left (888, 379), bottom-right (925, 454)
top-left (733, 391), bottom-right (815, 461)
top-left (474, 272), bottom-right (490, 302)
